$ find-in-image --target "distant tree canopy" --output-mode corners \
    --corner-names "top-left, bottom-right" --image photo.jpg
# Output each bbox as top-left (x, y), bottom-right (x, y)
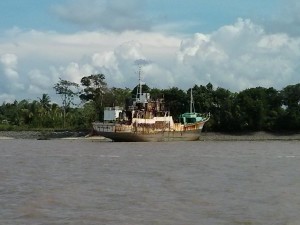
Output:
top-left (1, 74), bottom-right (300, 132)
top-left (80, 74), bottom-right (107, 103)
top-left (53, 78), bottom-right (80, 128)
top-left (79, 74), bottom-right (107, 121)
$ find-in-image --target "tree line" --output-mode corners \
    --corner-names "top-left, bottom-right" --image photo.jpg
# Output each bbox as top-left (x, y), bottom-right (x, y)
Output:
top-left (1, 73), bottom-right (300, 132)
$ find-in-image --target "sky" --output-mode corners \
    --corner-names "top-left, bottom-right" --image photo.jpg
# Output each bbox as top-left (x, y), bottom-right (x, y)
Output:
top-left (1, 0), bottom-right (300, 103)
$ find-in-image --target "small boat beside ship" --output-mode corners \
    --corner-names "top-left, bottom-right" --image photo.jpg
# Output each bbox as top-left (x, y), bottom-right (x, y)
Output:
top-left (92, 72), bottom-right (210, 142)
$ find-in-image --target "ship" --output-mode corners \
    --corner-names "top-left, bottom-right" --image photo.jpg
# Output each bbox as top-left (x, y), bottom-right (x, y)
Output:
top-left (92, 71), bottom-right (210, 142)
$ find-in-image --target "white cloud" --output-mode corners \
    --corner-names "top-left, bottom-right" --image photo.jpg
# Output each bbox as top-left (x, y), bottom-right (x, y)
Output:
top-left (58, 62), bottom-right (96, 84)
top-left (0, 53), bottom-right (25, 95)
top-left (265, 0), bottom-right (300, 36)
top-left (91, 41), bottom-right (145, 86)
top-left (176, 18), bottom-right (300, 90)
top-left (281, 0), bottom-right (300, 24)
top-left (28, 85), bottom-right (45, 95)
top-left (0, 27), bottom-right (180, 102)
top-left (0, 53), bottom-right (19, 80)
top-left (143, 63), bottom-right (176, 88)
top-left (1, 18), bottom-right (300, 103)
top-left (2, 68), bottom-right (19, 80)
top-left (29, 69), bottom-right (52, 88)
top-left (0, 53), bottom-right (18, 69)
top-left (0, 93), bottom-right (15, 104)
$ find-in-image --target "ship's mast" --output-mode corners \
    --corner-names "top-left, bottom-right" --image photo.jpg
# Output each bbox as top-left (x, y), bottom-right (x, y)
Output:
top-left (138, 65), bottom-right (142, 99)
top-left (190, 88), bottom-right (195, 113)
top-left (135, 65), bottom-right (143, 103)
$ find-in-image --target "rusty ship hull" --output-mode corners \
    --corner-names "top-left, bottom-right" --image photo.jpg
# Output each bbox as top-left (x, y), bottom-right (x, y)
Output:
top-left (93, 130), bottom-right (201, 142)
top-left (92, 120), bottom-right (206, 142)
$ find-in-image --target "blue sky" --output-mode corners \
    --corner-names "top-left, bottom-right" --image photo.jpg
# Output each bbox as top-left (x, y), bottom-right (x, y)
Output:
top-left (0, 0), bottom-right (300, 103)
top-left (0, 0), bottom-right (281, 33)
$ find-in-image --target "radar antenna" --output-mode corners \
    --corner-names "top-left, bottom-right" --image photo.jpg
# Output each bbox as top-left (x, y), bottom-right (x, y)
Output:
top-left (136, 65), bottom-right (144, 102)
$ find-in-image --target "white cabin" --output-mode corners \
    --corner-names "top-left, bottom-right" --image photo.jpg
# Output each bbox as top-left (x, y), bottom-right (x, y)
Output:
top-left (104, 107), bottom-right (123, 122)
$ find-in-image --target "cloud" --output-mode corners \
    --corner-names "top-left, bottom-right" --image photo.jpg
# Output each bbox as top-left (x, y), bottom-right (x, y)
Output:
top-left (134, 59), bottom-right (150, 66)
top-left (52, 0), bottom-right (151, 32)
top-left (265, 0), bottom-right (300, 36)
top-left (27, 69), bottom-right (58, 96)
top-left (0, 27), bottom-right (181, 102)
top-left (177, 18), bottom-right (300, 90)
top-left (281, 0), bottom-right (300, 25)
top-left (0, 53), bottom-right (18, 68)
top-left (0, 93), bottom-right (15, 104)
top-left (91, 41), bottom-right (145, 86)
top-left (0, 53), bottom-right (19, 80)
top-left (1, 18), bottom-right (300, 103)
top-left (0, 54), bottom-right (24, 96)
top-left (58, 62), bottom-right (97, 84)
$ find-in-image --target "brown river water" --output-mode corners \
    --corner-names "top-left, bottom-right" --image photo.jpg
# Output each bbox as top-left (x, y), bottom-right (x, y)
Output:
top-left (1, 139), bottom-right (300, 225)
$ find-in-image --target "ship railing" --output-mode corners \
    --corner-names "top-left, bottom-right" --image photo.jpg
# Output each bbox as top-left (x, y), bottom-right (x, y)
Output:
top-left (104, 106), bottom-right (123, 110)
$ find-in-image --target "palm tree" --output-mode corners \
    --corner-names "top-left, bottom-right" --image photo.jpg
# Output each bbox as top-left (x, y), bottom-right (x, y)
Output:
top-left (36, 94), bottom-right (51, 127)
top-left (38, 94), bottom-right (51, 111)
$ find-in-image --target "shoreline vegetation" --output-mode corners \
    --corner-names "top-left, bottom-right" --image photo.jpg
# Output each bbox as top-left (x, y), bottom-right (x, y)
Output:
top-left (2, 76), bottom-right (300, 136)
top-left (1, 131), bottom-right (300, 141)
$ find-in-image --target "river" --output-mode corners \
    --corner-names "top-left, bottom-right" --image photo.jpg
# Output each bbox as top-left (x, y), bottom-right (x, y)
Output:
top-left (1, 139), bottom-right (300, 225)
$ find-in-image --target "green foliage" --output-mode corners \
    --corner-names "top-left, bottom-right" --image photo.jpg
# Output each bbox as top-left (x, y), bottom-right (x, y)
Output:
top-left (150, 88), bottom-right (164, 99)
top-left (211, 87), bottom-right (235, 131)
top-left (54, 78), bottom-right (79, 106)
top-left (53, 78), bottom-right (79, 128)
top-left (1, 73), bottom-right (300, 132)
top-left (80, 74), bottom-right (107, 101)
top-left (131, 84), bottom-right (151, 98)
top-left (103, 87), bottom-right (132, 107)
top-left (163, 87), bottom-right (188, 117)
top-left (277, 84), bottom-right (300, 130)
top-left (79, 74), bottom-right (107, 121)
top-left (38, 93), bottom-right (51, 111)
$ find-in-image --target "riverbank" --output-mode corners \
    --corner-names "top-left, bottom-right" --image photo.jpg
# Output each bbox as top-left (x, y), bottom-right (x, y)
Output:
top-left (0, 131), bottom-right (90, 140)
top-left (1, 130), bottom-right (300, 141)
